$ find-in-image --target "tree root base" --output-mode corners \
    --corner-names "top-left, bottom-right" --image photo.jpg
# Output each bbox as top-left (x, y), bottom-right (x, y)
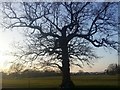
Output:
top-left (60, 80), bottom-right (75, 90)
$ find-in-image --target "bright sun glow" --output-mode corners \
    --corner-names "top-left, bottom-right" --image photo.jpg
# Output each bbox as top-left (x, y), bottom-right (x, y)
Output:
top-left (0, 31), bottom-right (10, 52)
top-left (0, 30), bottom-right (12, 71)
top-left (0, 30), bottom-right (23, 71)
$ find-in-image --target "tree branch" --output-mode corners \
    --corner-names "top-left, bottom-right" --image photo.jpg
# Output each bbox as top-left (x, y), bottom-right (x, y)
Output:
top-left (44, 16), bottom-right (61, 32)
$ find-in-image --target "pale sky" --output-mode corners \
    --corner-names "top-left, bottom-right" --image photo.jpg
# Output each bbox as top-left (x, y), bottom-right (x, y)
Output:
top-left (0, 30), bottom-right (24, 71)
top-left (0, 29), bottom-right (118, 72)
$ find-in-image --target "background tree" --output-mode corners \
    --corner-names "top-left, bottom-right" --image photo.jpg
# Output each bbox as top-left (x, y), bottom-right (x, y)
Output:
top-left (2, 2), bottom-right (118, 89)
top-left (9, 63), bottom-right (25, 74)
top-left (104, 63), bottom-right (120, 74)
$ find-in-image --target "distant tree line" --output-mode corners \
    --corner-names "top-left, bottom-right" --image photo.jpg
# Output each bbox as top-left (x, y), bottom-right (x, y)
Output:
top-left (2, 69), bottom-right (61, 79)
top-left (1, 69), bottom-right (100, 79)
top-left (2, 63), bottom-right (120, 79)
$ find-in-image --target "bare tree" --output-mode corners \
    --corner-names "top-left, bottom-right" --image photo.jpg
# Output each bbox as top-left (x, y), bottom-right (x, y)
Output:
top-left (9, 63), bottom-right (25, 74)
top-left (2, 2), bottom-right (118, 89)
top-left (105, 63), bottom-right (120, 74)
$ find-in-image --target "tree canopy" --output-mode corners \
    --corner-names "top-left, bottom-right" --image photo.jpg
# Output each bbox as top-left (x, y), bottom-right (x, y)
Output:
top-left (2, 2), bottom-right (118, 89)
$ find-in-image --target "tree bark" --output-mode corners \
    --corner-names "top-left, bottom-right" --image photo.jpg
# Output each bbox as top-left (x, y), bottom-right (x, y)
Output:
top-left (60, 40), bottom-right (75, 89)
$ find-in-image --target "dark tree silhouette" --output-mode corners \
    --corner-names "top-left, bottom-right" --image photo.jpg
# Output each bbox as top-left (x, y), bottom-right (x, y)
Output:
top-left (105, 63), bottom-right (120, 74)
top-left (2, 2), bottom-right (118, 89)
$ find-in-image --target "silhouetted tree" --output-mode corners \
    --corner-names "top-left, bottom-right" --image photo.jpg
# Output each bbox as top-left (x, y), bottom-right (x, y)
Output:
top-left (2, 2), bottom-right (118, 89)
top-left (9, 63), bottom-right (25, 74)
top-left (105, 64), bottom-right (120, 74)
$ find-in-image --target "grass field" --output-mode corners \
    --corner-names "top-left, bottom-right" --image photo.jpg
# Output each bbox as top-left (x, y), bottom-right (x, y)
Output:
top-left (2, 75), bottom-right (120, 88)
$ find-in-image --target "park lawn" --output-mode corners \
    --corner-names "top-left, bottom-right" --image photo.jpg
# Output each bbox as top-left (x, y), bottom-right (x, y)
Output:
top-left (72, 75), bottom-right (119, 87)
top-left (2, 75), bottom-right (119, 88)
top-left (2, 76), bottom-right (62, 88)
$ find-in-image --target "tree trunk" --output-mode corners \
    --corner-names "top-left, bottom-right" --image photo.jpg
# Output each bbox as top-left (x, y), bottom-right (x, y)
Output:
top-left (60, 42), bottom-right (75, 89)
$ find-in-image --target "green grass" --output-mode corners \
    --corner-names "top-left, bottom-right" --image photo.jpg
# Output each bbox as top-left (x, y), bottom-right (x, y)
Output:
top-left (2, 76), bottom-right (62, 88)
top-left (72, 75), bottom-right (119, 87)
top-left (2, 75), bottom-right (120, 88)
